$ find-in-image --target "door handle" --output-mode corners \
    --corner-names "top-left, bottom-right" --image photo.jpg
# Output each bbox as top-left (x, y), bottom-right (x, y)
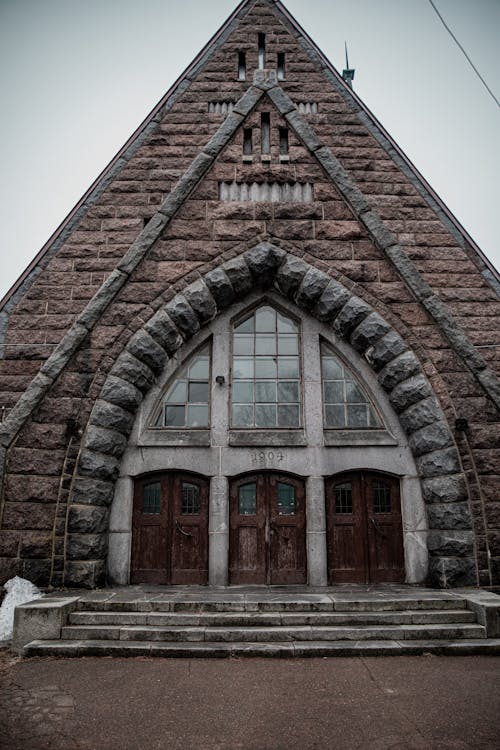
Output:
top-left (175, 520), bottom-right (193, 538)
top-left (370, 518), bottom-right (387, 538)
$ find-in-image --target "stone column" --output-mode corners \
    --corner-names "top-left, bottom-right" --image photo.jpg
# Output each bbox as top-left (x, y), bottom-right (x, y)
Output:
top-left (209, 475), bottom-right (229, 586)
top-left (306, 476), bottom-right (328, 586)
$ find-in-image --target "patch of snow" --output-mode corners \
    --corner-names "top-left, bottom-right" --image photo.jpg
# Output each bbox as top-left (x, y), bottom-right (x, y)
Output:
top-left (0, 576), bottom-right (43, 642)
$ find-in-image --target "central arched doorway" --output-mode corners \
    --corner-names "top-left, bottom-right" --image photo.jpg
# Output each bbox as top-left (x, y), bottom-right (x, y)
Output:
top-left (229, 473), bottom-right (307, 584)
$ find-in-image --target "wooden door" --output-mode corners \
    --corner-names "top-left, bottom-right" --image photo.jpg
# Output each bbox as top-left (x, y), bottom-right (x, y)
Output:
top-left (326, 472), bottom-right (404, 584)
top-left (131, 473), bottom-right (208, 585)
top-left (229, 473), bottom-right (306, 584)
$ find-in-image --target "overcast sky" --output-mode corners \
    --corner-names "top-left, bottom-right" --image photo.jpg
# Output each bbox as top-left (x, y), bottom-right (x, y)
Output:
top-left (1, 0), bottom-right (499, 302)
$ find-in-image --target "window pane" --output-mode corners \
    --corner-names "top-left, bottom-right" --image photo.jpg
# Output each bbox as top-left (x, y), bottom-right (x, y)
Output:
top-left (277, 313), bottom-right (298, 333)
top-left (182, 483), bottom-right (200, 514)
top-left (255, 334), bottom-right (276, 355)
top-left (324, 381), bottom-right (344, 403)
top-left (345, 381), bottom-right (365, 403)
top-left (235, 317), bottom-right (254, 333)
top-left (325, 404), bottom-right (345, 427)
top-left (277, 334), bottom-right (298, 355)
top-left (188, 382), bottom-right (208, 402)
top-left (187, 405), bottom-right (209, 427)
top-left (278, 404), bottom-right (300, 427)
top-left (373, 481), bottom-right (391, 513)
top-left (277, 483), bottom-right (296, 515)
top-left (277, 381), bottom-right (299, 403)
top-left (233, 404), bottom-right (253, 427)
top-left (346, 404), bottom-right (369, 428)
top-left (278, 357), bottom-right (299, 378)
top-left (165, 405), bottom-right (185, 427)
top-left (335, 483), bottom-right (352, 514)
top-left (323, 356), bottom-right (343, 379)
top-left (239, 483), bottom-right (257, 515)
top-left (143, 482), bottom-right (161, 514)
top-left (188, 356), bottom-right (209, 379)
top-left (233, 357), bottom-right (254, 378)
top-left (255, 358), bottom-right (277, 378)
top-left (234, 335), bottom-right (254, 355)
top-left (233, 381), bottom-right (253, 402)
top-left (255, 404), bottom-right (277, 427)
top-left (255, 306), bottom-right (276, 332)
top-left (165, 380), bottom-right (187, 403)
top-left (369, 407), bottom-right (381, 428)
top-left (255, 381), bottom-right (276, 402)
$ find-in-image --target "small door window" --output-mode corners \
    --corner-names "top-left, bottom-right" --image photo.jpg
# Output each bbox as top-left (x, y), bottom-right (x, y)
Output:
top-left (143, 482), bottom-right (161, 514)
top-left (373, 481), bottom-right (391, 513)
top-left (182, 483), bottom-right (201, 514)
top-left (277, 482), bottom-right (296, 515)
top-left (335, 482), bottom-right (352, 514)
top-left (239, 483), bottom-right (257, 515)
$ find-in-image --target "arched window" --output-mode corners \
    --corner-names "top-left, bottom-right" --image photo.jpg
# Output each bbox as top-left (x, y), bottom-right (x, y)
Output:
top-left (154, 344), bottom-right (211, 428)
top-left (231, 305), bottom-right (301, 428)
top-left (321, 342), bottom-right (382, 429)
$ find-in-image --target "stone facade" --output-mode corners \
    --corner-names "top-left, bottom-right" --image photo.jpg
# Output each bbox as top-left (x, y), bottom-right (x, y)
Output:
top-left (0, 0), bottom-right (499, 589)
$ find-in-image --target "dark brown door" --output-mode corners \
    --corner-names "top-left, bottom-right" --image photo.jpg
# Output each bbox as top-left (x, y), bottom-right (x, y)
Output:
top-left (131, 473), bottom-right (208, 585)
top-left (229, 473), bottom-right (306, 585)
top-left (326, 471), bottom-right (404, 584)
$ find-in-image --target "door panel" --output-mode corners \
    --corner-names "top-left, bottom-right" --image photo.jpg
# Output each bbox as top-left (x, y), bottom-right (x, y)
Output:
top-left (131, 473), bottom-right (208, 585)
top-left (230, 474), bottom-right (306, 584)
top-left (326, 472), bottom-right (404, 584)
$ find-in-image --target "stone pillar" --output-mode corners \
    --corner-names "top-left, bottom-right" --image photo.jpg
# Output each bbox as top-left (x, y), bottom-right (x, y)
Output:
top-left (209, 475), bottom-right (229, 586)
top-left (306, 476), bottom-right (328, 586)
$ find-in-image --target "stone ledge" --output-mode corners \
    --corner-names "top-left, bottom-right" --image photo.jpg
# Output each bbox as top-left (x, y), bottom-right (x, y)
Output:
top-left (12, 596), bottom-right (79, 654)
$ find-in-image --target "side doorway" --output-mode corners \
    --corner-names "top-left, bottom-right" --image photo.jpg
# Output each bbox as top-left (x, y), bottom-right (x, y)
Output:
top-left (229, 473), bottom-right (306, 585)
top-left (325, 471), bottom-right (405, 584)
top-left (131, 472), bottom-right (209, 584)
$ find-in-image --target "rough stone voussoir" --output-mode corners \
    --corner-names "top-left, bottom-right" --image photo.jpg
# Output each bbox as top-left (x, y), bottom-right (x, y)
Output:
top-left (350, 313), bottom-right (391, 354)
top-left (377, 351), bottom-right (422, 392)
top-left (333, 296), bottom-right (372, 338)
top-left (100, 375), bottom-right (143, 413)
top-left (82, 424), bottom-right (128, 460)
top-left (68, 504), bottom-right (110, 534)
top-left (416, 447), bottom-right (461, 479)
top-left (221, 257), bottom-right (253, 296)
top-left (295, 267), bottom-right (330, 310)
top-left (427, 530), bottom-right (474, 558)
top-left (90, 400), bottom-right (135, 437)
top-left (285, 109), bottom-right (323, 152)
top-left (421, 474), bottom-right (469, 505)
top-left (399, 396), bottom-right (443, 435)
top-left (428, 556), bottom-right (477, 588)
top-left (183, 279), bottom-right (217, 324)
top-left (128, 330), bottom-right (169, 374)
top-left (78, 449), bottom-right (120, 483)
top-left (166, 295), bottom-right (201, 339)
top-left (275, 255), bottom-right (310, 298)
top-left (408, 420), bottom-right (454, 458)
top-left (314, 279), bottom-right (350, 323)
top-left (426, 503), bottom-right (472, 531)
top-left (204, 268), bottom-right (235, 310)
top-left (66, 533), bottom-right (107, 561)
top-left (111, 352), bottom-right (156, 393)
top-left (244, 243), bottom-right (286, 283)
top-left (144, 309), bottom-right (183, 355)
top-left (365, 330), bottom-right (409, 372)
top-left (389, 374), bottom-right (432, 414)
top-left (70, 477), bottom-right (115, 507)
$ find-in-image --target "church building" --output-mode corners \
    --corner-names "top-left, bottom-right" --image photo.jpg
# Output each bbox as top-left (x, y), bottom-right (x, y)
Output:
top-left (1, 0), bottom-right (499, 592)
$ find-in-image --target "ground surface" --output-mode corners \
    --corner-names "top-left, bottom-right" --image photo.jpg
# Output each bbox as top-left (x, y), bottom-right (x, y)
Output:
top-left (0, 650), bottom-right (499, 750)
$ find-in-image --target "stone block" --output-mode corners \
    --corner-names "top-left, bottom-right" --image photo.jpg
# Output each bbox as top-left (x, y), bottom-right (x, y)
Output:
top-left (389, 374), bottom-right (433, 413)
top-left (315, 146), bottom-right (371, 215)
top-left (77, 270), bottom-right (127, 330)
top-left (64, 560), bottom-right (106, 588)
top-left (90, 400), bottom-right (135, 436)
top-left (100, 375), bottom-right (143, 413)
top-left (275, 255), bottom-right (309, 297)
top-left (399, 397), bottom-right (443, 435)
top-left (428, 556), bottom-right (477, 587)
top-left (314, 280), bottom-right (350, 322)
top-left (127, 330), bottom-right (168, 374)
top-left (22, 558), bottom-right (52, 585)
top-left (12, 597), bottom-right (79, 654)
top-left (19, 531), bottom-right (52, 558)
top-left (66, 533), bottom-right (107, 561)
top-left (40, 323), bottom-right (89, 381)
top-left (222, 257), bottom-right (253, 296)
top-left (232, 86), bottom-right (263, 117)
top-left (144, 309), bottom-right (183, 355)
top-left (295, 267), bottom-right (330, 310)
top-left (428, 530), bottom-right (474, 557)
top-left (421, 474), bottom-right (468, 504)
top-left (463, 592), bottom-right (500, 637)
top-left (165, 295), bottom-right (200, 339)
top-left (111, 352), bottom-right (156, 393)
top-left (71, 477), bottom-right (115, 507)
top-left (204, 268), bottom-right (234, 309)
top-left (361, 210), bottom-right (398, 249)
top-left (183, 279), bottom-right (217, 324)
top-left (285, 109), bottom-right (323, 152)
top-left (253, 69), bottom-right (278, 89)
top-left (334, 296), bottom-right (372, 338)
top-left (378, 351), bottom-right (422, 392)
top-left (350, 313), bottom-right (391, 353)
top-left (416, 447), bottom-right (461, 478)
top-left (427, 502), bottom-right (471, 530)
top-left (82, 425), bottom-right (128, 461)
top-left (408, 421), bottom-right (454, 457)
top-left (244, 242), bottom-right (286, 284)
top-left (68, 504), bottom-right (109, 534)
top-left (365, 330), bottom-right (409, 372)
top-left (202, 112), bottom-right (244, 157)
top-left (78, 449), bottom-right (120, 482)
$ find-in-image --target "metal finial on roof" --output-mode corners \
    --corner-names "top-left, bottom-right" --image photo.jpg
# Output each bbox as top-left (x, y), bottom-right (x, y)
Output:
top-left (342, 41), bottom-right (355, 89)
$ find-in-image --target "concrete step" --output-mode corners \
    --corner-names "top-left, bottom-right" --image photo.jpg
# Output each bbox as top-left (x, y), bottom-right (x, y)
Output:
top-left (23, 637), bottom-right (500, 659)
top-left (60, 622), bottom-right (486, 643)
top-left (68, 608), bottom-right (477, 628)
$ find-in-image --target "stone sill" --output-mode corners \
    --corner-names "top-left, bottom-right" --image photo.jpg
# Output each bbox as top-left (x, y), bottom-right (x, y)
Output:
top-left (138, 430), bottom-right (210, 447)
top-left (229, 430), bottom-right (307, 447)
top-left (323, 430), bottom-right (398, 447)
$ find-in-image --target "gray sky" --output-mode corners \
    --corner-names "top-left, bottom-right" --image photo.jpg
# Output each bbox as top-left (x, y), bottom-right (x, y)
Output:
top-left (1, 0), bottom-right (499, 302)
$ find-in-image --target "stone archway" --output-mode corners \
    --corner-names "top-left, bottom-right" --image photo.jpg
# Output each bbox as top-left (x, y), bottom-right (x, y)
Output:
top-left (66, 242), bottom-right (474, 588)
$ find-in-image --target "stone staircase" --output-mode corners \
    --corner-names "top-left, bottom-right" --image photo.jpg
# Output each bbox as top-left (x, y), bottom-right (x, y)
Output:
top-left (18, 586), bottom-right (500, 658)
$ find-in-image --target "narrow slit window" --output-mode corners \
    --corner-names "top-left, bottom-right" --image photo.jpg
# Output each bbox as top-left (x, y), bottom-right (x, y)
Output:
top-left (243, 128), bottom-right (253, 156)
top-left (279, 127), bottom-right (289, 156)
top-left (238, 52), bottom-right (246, 80)
top-left (258, 33), bottom-right (266, 69)
top-left (261, 112), bottom-right (270, 155)
top-left (277, 52), bottom-right (285, 80)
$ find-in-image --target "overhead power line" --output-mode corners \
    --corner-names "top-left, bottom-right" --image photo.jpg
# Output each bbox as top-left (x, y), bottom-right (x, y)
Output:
top-left (428, 0), bottom-right (499, 108)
